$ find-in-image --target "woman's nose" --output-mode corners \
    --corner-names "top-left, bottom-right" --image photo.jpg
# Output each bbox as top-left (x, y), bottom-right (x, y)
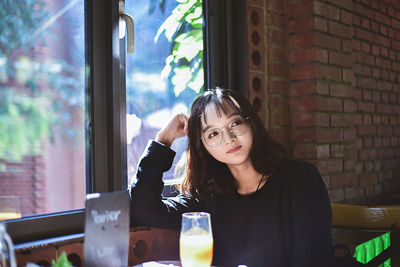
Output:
top-left (223, 128), bottom-right (236, 144)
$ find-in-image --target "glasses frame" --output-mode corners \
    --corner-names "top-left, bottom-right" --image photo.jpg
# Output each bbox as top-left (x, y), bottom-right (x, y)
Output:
top-left (201, 116), bottom-right (250, 147)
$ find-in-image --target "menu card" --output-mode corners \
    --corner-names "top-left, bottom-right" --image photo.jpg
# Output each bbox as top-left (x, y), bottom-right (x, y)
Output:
top-left (84, 190), bottom-right (130, 267)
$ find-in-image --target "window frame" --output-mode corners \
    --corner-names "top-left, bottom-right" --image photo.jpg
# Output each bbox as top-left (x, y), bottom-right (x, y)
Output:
top-left (5, 0), bottom-right (248, 244)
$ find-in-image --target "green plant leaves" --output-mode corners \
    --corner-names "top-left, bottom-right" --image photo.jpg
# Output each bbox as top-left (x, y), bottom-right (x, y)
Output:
top-left (156, 0), bottom-right (204, 97)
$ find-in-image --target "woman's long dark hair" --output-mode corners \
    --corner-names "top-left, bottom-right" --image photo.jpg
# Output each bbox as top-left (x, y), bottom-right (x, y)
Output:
top-left (180, 88), bottom-right (287, 198)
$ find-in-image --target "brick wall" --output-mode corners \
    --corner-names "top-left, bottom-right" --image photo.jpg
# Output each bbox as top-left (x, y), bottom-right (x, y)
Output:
top-left (249, 0), bottom-right (400, 204)
top-left (0, 156), bottom-right (46, 215)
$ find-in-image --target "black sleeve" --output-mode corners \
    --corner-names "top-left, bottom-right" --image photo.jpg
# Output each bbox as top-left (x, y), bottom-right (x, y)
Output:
top-left (289, 161), bottom-right (333, 266)
top-left (129, 140), bottom-right (201, 229)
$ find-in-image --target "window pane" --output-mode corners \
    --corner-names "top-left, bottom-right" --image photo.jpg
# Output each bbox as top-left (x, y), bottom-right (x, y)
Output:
top-left (0, 0), bottom-right (86, 221)
top-left (126, 0), bottom-right (204, 185)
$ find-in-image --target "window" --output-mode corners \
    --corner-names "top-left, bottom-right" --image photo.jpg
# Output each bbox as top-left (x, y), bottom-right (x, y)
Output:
top-left (125, 0), bottom-right (203, 188)
top-left (0, 0), bottom-right (86, 221)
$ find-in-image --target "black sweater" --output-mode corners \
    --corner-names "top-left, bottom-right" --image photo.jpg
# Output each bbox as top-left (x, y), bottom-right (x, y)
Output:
top-left (130, 141), bottom-right (333, 266)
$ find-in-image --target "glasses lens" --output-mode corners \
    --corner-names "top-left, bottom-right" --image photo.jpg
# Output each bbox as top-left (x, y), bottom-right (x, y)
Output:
top-left (204, 129), bottom-right (223, 147)
top-left (229, 118), bottom-right (249, 136)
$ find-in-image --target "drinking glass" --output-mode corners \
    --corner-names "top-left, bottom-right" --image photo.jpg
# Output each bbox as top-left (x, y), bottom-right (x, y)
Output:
top-left (180, 212), bottom-right (213, 267)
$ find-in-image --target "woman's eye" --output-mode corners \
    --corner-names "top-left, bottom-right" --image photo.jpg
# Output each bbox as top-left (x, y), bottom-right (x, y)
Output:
top-left (231, 119), bottom-right (243, 127)
top-left (208, 131), bottom-right (219, 139)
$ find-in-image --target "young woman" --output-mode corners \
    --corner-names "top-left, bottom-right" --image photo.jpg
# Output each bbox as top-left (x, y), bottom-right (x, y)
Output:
top-left (130, 88), bottom-right (333, 266)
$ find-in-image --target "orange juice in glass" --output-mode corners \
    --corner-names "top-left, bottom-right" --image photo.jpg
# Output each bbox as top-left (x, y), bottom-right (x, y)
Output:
top-left (180, 212), bottom-right (213, 267)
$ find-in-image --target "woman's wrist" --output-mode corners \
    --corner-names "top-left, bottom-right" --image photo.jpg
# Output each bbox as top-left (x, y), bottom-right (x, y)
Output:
top-left (155, 131), bottom-right (173, 147)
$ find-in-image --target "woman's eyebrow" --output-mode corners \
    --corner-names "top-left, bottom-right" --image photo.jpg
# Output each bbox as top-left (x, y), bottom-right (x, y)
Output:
top-left (202, 112), bottom-right (242, 133)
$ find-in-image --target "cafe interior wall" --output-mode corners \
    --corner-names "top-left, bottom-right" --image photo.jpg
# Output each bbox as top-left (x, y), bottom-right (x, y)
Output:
top-left (247, 0), bottom-right (400, 246)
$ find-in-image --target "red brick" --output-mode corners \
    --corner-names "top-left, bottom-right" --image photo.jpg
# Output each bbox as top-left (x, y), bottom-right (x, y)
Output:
top-left (331, 143), bottom-right (349, 157)
top-left (317, 128), bottom-right (343, 143)
top-left (343, 69), bottom-right (354, 84)
top-left (378, 1), bottom-right (387, 13)
top-left (358, 125), bottom-right (377, 136)
top-left (288, 16), bottom-right (314, 33)
top-left (352, 39), bottom-right (361, 51)
top-left (361, 42), bottom-right (371, 53)
top-left (355, 3), bottom-right (374, 18)
top-left (331, 173), bottom-right (356, 187)
top-left (316, 113), bottom-right (330, 126)
top-left (330, 83), bottom-right (352, 97)
top-left (362, 65), bottom-right (372, 76)
top-left (392, 18), bottom-right (400, 31)
top-left (328, 189), bottom-right (344, 202)
top-left (290, 97), bottom-right (316, 111)
top-left (330, 0), bottom-right (353, 10)
top-left (267, 0), bottom-right (285, 13)
top-left (316, 49), bottom-right (328, 63)
top-left (317, 159), bottom-right (343, 174)
top-left (317, 144), bottom-right (330, 158)
top-left (268, 46), bottom-right (285, 62)
top-left (356, 52), bottom-right (375, 66)
top-left (363, 114), bottom-right (372, 125)
top-left (388, 6), bottom-right (396, 17)
top-left (316, 65), bottom-right (341, 81)
top-left (377, 81), bottom-right (392, 91)
top-left (372, 45), bottom-right (380, 56)
top-left (361, 18), bottom-right (370, 29)
top-left (392, 40), bottom-right (400, 51)
top-left (290, 48), bottom-right (315, 64)
top-left (344, 187), bottom-right (364, 200)
top-left (269, 94), bottom-right (288, 110)
top-left (355, 28), bottom-right (374, 41)
top-left (353, 15), bottom-right (361, 26)
top-left (293, 143), bottom-right (317, 159)
top-left (372, 68), bottom-right (380, 78)
top-left (359, 173), bottom-right (378, 186)
top-left (314, 1), bottom-right (340, 21)
top-left (315, 32), bottom-right (341, 50)
top-left (289, 80), bottom-right (317, 96)
top-left (316, 82), bottom-right (330, 95)
top-left (288, 0), bottom-right (314, 17)
top-left (329, 51), bottom-right (353, 67)
top-left (381, 69), bottom-right (389, 80)
top-left (370, 0), bottom-right (378, 9)
top-left (290, 32), bottom-right (314, 47)
top-left (268, 13), bottom-right (286, 30)
top-left (340, 10), bottom-right (353, 25)
top-left (270, 110), bottom-right (289, 126)
top-left (342, 40), bottom-right (352, 52)
top-left (380, 24), bottom-right (388, 36)
top-left (269, 63), bottom-right (286, 77)
top-left (291, 112), bottom-right (317, 127)
top-left (331, 114), bottom-right (348, 127)
top-left (290, 64), bottom-right (316, 80)
top-left (267, 29), bottom-right (287, 45)
top-left (381, 47), bottom-right (389, 57)
top-left (315, 17), bottom-right (328, 32)
top-left (292, 128), bottom-right (317, 142)
top-left (268, 80), bottom-right (289, 94)
top-left (376, 35), bottom-right (390, 48)
top-left (329, 21), bottom-right (353, 39)
top-left (357, 77), bottom-right (376, 90)
top-left (344, 100), bottom-right (357, 112)
top-left (317, 97), bottom-right (342, 112)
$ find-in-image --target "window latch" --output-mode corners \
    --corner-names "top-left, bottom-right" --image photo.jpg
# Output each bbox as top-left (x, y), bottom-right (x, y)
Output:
top-left (119, 0), bottom-right (134, 54)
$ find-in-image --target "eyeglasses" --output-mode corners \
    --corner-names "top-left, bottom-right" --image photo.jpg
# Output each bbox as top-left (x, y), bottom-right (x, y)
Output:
top-left (202, 117), bottom-right (250, 147)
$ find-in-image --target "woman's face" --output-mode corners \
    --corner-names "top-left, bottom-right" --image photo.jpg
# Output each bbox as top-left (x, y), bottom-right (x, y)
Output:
top-left (200, 103), bottom-right (253, 168)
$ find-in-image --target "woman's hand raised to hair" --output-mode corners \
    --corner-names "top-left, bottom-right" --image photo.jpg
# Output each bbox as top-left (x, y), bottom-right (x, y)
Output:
top-left (155, 113), bottom-right (189, 147)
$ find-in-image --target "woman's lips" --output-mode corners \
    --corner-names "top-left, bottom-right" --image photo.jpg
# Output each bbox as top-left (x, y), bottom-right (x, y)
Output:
top-left (227, 145), bottom-right (241, 153)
